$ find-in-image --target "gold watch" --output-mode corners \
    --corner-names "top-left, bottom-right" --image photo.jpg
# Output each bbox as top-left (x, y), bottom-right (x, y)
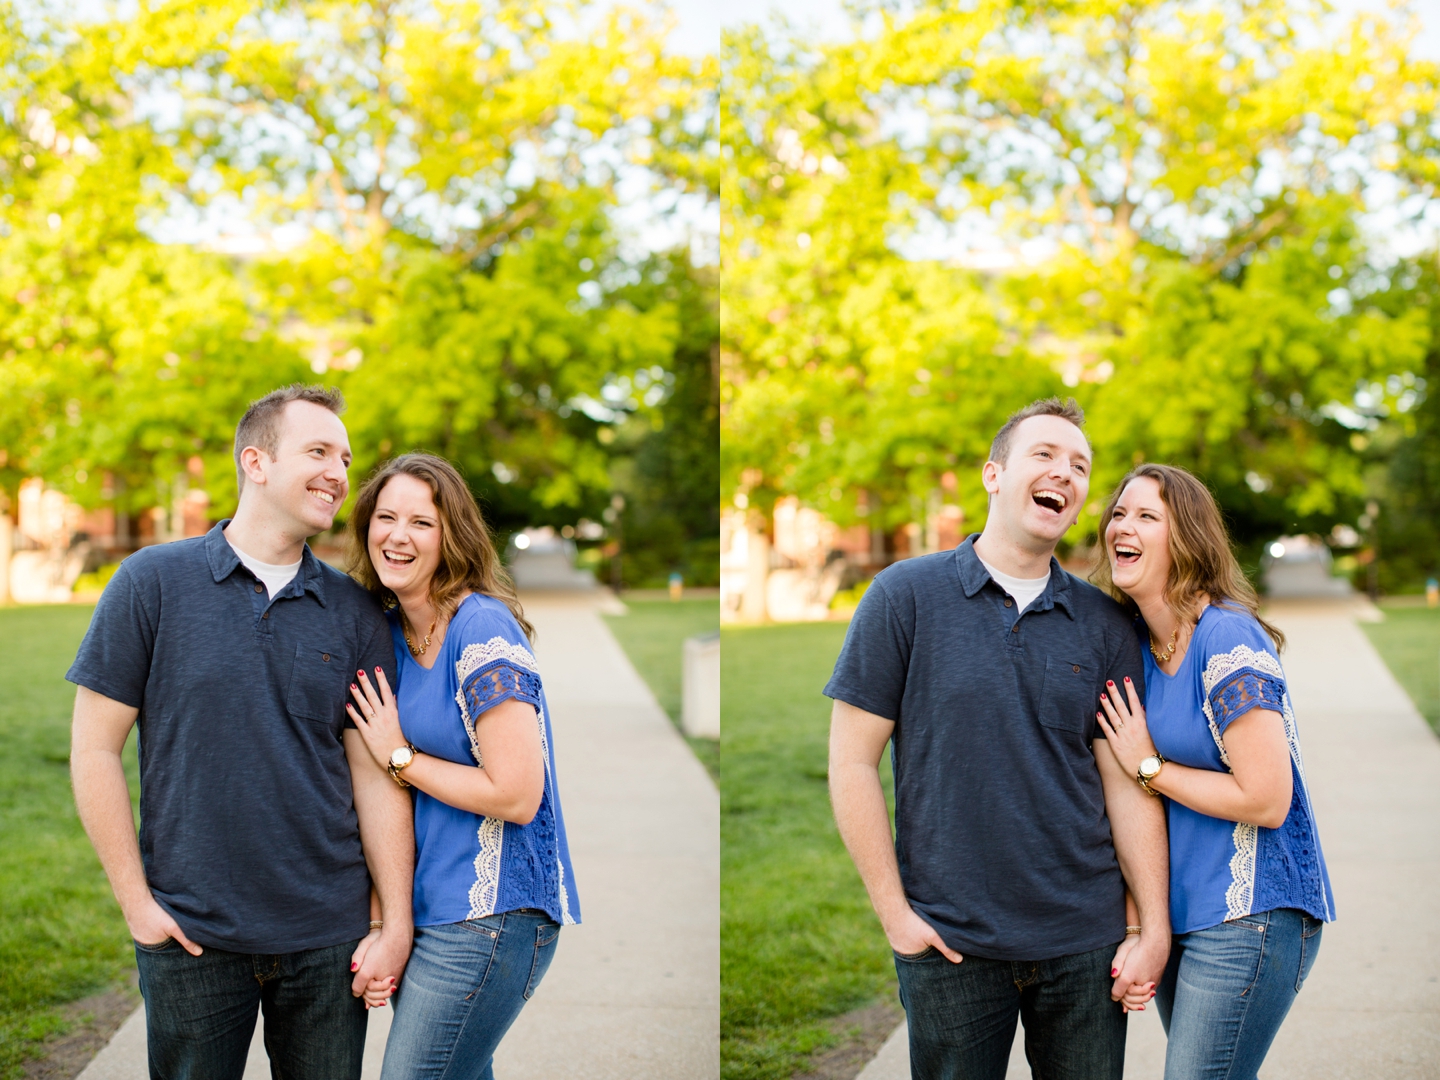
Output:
top-left (1137, 753), bottom-right (1166, 796)
top-left (387, 743), bottom-right (419, 787)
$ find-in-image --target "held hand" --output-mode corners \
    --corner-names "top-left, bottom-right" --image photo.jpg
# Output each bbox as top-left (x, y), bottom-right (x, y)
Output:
top-left (351, 926), bottom-right (413, 1000)
top-left (347, 667), bottom-right (405, 773)
top-left (349, 928), bottom-right (381, 981)
top-left (362, 976), bottom-right (396, 1009)
top-left (126, 895), bottom-right (202, 956)
top-left (1094, 677), bottom-right (1156, 778)
top-left (1112, 931), bottom-right (1169, 1008)
top-left (884, 908), bottom-right (963, 964)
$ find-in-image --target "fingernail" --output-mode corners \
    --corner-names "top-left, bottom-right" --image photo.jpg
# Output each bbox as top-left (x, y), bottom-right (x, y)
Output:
top-left (1111, 968), bottom-right (1117, 976)
top-left (351, 684), bottom-right (358, 691)
top-left (375, 667), bottom-right (381, 673)
top-left (1100, 694), bottom-right (1107, 700)
top-left (1107, 680), bottom-right (1115, 687)
top-left (351, 962), bottom-right (357, 970)
top-left (357, 670), bottom-right (364, 677)
top-left (1124, 677), bottom-right (1132, 683)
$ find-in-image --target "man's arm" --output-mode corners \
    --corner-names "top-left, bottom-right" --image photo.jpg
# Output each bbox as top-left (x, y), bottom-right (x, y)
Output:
top-left (1095, 737), bottom-right (1169, 1000)
top-left (70, 686), bottom-right (201, 954)
top-left (829, 699), bottom-right (962, 963)
top-left (345, 730), bottom-right (415, 998)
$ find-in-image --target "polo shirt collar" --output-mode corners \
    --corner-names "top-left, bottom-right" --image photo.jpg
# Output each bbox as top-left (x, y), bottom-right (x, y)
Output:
top-left (955, 534), bottom-right (1076, 619)
top-left (205, 519), bottom-right (329, 607)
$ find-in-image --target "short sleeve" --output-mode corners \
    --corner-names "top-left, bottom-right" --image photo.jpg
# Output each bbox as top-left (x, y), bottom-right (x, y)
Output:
top-left (1200, 613), bottom-right (1286, 736)
top-left (1095, 618), bottom-right (1146, 740)
top-left (353, 610), bottom-right (398, 729)
top-left (452, 605), bottom-right (544, 721)
top-left (65, 557), bottom-right (157, 709)
top-left (822, 578), bottom-right (912, 722)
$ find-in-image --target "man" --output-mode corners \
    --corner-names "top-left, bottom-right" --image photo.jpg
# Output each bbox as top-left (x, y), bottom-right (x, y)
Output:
top-left (68, 385), bottom-right (413, 1079)
top-left (827, 398), bottom-right (1169, 1079)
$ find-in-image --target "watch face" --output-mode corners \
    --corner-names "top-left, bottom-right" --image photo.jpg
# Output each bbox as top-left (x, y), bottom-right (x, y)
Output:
top-left (1139, 756), bottom-right (1162, 778)
top-left (391, 746), bottom-right (414, 768)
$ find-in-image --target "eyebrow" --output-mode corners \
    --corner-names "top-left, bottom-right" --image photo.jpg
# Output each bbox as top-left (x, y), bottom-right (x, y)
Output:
top-left (1029, 440), bottom-right (1092, 464)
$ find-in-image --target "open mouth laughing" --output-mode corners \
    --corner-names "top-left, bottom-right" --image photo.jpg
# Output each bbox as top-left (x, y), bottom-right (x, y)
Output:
top-left (381, 549), bottom-right (416, 569)
top-left (1113, 543), bottom-right (1142, 567)
top-left (1031, 489), bottom-right (1068, 515)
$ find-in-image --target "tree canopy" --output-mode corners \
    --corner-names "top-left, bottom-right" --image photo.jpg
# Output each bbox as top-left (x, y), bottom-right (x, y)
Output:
top-left (722, 0), bottom-right (1440, 567)
top-left (0, 0), bottom-right (718, 568)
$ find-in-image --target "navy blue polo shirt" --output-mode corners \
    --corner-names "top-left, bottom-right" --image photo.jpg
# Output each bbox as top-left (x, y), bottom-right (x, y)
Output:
top-left (824, 535), bottom-right (1146, 961)
top-left (67, 521), bottom-right (396, 953)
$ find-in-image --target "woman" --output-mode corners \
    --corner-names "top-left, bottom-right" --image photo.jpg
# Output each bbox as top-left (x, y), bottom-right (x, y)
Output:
top-left (344, 452), bottom-right (580, 1079)
top-left (1092, 463), bottom-right (1334, 1080)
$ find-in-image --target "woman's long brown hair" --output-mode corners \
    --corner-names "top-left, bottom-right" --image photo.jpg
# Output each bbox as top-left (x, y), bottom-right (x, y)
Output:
top-left (1091, 463), bottom-right (1285, 651)
top-left (348, 453), bottom-right (534, 642)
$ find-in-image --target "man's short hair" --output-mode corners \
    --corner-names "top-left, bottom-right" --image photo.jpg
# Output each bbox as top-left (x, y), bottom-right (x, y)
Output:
top-left (988, 397), bottom-right (1086, 466)
top-left (234, 384), bottom-right (345, 490)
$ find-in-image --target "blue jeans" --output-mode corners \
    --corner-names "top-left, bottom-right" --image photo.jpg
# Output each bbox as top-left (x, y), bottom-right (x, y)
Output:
top-left (133, 937), bottom-right (366, 1080)
top-left (380, 910), bottom-right (561, 1080)
top-left (894, 942), bottom-right (1127, 1080)
top-left (1156, 908), bottom-right (1323, 1080)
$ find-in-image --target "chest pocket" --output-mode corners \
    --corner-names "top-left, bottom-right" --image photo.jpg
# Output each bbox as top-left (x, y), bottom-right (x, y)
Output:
top-left (287, 644), bottom-right (348, 731)
top-left (1038, 656), bottom-right (1095, 736)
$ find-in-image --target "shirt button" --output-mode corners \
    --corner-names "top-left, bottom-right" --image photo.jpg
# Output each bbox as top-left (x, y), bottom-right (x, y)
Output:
top-left (322, 653), bottom-right (330, 662)
top-left (1004, 599), bottom-right (1013, 608)
top-left (1073, 664), bottom-right (1081, 673)
top-left (1012, 625), bottom-right (1019, 633)
top-left (262, 612), bottom-right (268, 620)
top-left (254, 583), bottom-right (263, 593)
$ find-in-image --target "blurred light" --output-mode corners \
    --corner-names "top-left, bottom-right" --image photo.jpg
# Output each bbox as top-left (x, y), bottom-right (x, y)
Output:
top-left (514, 534), bottom-right (531, 550)
top-left (1269, 542), bottom-right (1286, 558)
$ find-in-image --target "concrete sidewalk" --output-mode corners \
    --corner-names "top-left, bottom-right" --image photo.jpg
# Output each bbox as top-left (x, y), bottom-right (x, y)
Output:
top-left (77, 591), bottom-right (719, 1080)
top-left (857, 599), bottom-right (1440, 1079)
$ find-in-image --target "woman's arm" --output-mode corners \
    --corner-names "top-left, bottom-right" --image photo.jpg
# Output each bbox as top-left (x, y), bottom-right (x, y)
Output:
top-left (1097, 677), bottom-right (1294, 830)
top-left (396, 697), bottom-right (545, 823)
top-left (348, 668), bottom-right (545, 824)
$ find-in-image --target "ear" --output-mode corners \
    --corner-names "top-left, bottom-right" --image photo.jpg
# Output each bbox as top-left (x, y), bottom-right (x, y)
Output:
top-left (239, 445), bottom-right (270, 487)
top-left (981, 460), bottom-right (1001, 496)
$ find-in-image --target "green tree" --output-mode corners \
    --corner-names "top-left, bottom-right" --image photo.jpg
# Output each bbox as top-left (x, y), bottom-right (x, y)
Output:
top-left (722, 0), bottom-right (1438, 564)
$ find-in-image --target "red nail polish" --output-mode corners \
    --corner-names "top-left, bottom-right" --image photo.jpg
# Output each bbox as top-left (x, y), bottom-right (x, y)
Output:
top-left (351, 962), bottom-right (357, 970)
top-left (1124, 677), bottom-right (1132, 683)
top-left (375, 667), bottom-right (382, 674)
top-left (358, 670), bottom-right (364, 677)
top-left (1111, 968), bottom-right (1117, 976)
top-left (351, 684), bottom-right (358, 691)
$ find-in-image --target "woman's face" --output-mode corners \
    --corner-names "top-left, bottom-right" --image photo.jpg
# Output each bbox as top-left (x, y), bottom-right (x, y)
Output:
top-left (368, 473), bottom-right (443, 601)
top-left (1105, 476), bottom-right (1173, 601)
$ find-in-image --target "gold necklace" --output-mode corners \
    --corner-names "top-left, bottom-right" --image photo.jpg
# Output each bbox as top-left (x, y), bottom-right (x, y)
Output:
top-left (1149, 625), bottom-right (1179, 664)
top-left (405, 618), bottom-right (437, 657)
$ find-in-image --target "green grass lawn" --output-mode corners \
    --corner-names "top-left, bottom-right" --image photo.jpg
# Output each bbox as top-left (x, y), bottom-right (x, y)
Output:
top-left (0, 605), bottom-right (139, 1079)
top-left (602, 597), bottom-right (719, 779)
top-left (721, 622), bottom-right (897, 1080)
top-left (1362, 604), bottom-right (1440, 731)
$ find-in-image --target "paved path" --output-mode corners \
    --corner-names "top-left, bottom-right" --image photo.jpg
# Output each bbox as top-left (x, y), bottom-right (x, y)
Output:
top-left (78, 591), bottom-right (719, 1080)
top-left (857, 599), bottom-right (1440, 1079)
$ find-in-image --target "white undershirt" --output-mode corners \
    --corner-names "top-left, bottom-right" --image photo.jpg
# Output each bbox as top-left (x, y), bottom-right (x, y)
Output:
top-left (227, 536), bottom-right (302, 598)
top-left (978, 557), bottom-right (1051, 613)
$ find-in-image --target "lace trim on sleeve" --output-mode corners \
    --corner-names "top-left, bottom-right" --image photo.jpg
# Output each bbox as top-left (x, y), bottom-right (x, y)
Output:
top-left (1199, 644), bottom-right (1285, 766)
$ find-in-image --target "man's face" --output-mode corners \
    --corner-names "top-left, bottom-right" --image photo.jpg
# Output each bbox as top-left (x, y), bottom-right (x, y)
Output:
top-left (243, 401), bottom-right (352, 535)
top-left (982, 415), bottom-right (1091, 547)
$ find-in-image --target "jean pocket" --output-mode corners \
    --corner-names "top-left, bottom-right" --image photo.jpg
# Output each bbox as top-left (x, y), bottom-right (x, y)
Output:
top-left (524, 924), bottom-right (560, 1000)
top-left (1038, 657), bottom-right (1095, 736)
top-left (893, 946), bottom-right (936, 962)
top-left (1209, 916), bottom-right (1268, 997)
top-left (1297, 917), bottom-right (1323, 992)
top-left (134, 937), bottom-right (176, 954)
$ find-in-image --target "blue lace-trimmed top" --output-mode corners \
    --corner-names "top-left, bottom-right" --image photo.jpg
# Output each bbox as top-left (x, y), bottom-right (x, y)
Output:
top-left (390, 594), bottom-right (580, 928)
top-left (1143, 605), bottom-right (1334, 934)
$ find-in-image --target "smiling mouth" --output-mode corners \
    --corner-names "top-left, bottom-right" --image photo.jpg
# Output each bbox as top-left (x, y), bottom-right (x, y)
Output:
top-left (1032, 489), bottom-right (1067, 514)
top-left (382, 550), bottom-right (415, 568)
top-left (308, 488), bottom-right (336, 505)
top-left (1114, 544), bottom-right (1141, 566)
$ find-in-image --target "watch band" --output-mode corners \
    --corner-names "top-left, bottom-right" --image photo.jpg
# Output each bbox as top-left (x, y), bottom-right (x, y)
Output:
top-left (387, 743), bottom-right (418, 788)
top-left (1136, 753), bottom-right (1166, 797)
